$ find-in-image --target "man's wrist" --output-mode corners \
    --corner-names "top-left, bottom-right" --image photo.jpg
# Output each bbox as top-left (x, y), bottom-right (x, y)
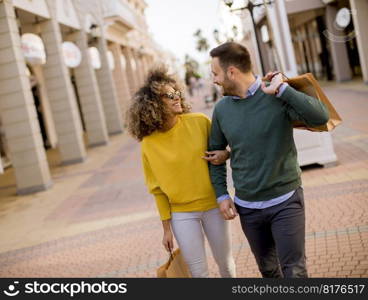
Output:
top-left (274, 82), bottom-right (284, 95)
top-left (276, 83), bottom-right (289, 97)
top-left (217, 194), bottom-right (232, 204)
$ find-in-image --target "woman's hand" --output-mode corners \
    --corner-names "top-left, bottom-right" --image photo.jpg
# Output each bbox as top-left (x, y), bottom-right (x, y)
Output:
top-left (162, 220), bottom-right (174, 252)
top-left (219, 198), bottom-right (238, 220)
top-left (162, 230), bottom-right (174, 252)
top-left (203, 150), bottom-right (230, 165)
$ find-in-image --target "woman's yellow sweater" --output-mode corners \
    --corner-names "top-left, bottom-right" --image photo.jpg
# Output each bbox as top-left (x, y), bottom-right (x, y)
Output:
top-left (141, 113), bottom-right (218, 220)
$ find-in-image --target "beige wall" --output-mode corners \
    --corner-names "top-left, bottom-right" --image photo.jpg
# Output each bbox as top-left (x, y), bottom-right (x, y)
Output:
top-left (285, 0), bottom-right (325, 14)
top-left (12, 0), bottom-right (50, 18)
top-left (0, 0), bottom-right (163, 194)
top-left (0, 0), bottom-right (52, 194)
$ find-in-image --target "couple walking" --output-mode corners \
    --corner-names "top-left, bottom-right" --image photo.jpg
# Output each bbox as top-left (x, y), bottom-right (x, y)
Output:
top-left (127, 42), bottom-right (329, 278)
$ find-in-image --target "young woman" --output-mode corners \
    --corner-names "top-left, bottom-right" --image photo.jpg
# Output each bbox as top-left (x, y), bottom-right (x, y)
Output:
top-left (127, 68), bottom-right (236, 278)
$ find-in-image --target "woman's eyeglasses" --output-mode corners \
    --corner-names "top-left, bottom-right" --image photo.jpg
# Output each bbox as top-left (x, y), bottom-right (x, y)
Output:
top-left (162, 90), bottom-right (182, 100)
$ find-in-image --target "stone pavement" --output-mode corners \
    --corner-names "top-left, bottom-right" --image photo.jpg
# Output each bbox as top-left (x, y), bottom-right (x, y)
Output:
top-left (0, 83), bottom-right (367, 278)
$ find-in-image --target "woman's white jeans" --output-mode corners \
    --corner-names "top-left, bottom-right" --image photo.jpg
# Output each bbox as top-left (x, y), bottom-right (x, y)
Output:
top-left (171, 207), bottom-right (236, 278)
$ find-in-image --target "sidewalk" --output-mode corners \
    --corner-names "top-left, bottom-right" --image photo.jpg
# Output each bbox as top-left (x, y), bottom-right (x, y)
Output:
top-left (0, 83), bottom-right (367, 277)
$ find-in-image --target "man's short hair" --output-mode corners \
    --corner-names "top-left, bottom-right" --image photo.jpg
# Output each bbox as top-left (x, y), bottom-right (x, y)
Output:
top-left (210, 42), bottom-right (252, 73)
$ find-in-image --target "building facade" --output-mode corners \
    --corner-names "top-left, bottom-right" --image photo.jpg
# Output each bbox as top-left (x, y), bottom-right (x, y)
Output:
top-left (0, 0), bottom-right (161, 194)
top-left (239, 0), bottom-right (368, 83)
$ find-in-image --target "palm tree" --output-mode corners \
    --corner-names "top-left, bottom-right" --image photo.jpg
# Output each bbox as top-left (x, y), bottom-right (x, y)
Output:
top-left (193, 29), bottom-right (209, 53)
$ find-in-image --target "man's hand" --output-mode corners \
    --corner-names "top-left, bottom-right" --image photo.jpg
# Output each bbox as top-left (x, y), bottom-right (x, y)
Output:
top-left (261, 71), bottom-right (284, 95)
top-left (202, 150), bottom-right (230, 165)
top-left (219, 198), bottom-right (238, 220)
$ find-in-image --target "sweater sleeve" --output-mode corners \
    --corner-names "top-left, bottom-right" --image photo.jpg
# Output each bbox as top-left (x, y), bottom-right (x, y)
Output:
top-left (204, 114), bottom-right (212, 142)
top-left (279, 85), bottom-right (330, 127)
top-left (141, 151), bottom-right (171, 220)
top-left (208, 107), bottom-right (229, 198)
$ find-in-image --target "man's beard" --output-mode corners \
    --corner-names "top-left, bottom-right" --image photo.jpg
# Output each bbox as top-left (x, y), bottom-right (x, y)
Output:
top-left (221, 77), bottom-right (238, 96)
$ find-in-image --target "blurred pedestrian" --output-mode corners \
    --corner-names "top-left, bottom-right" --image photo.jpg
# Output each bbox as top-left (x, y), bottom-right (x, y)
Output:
top-left (189, 76), bottom-right (196, 97)
top-left (127, 67), bottom-right (236, 278)
top-left (212, 84), bottom-right (221, 103)
top-left (205, 42), bottom-right (329, 278)
top-left (185, 71), bottom-right (194, 96)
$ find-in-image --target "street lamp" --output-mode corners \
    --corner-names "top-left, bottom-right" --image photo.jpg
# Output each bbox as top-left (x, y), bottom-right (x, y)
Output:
top-left (224, 0), bottom-right (273, 75)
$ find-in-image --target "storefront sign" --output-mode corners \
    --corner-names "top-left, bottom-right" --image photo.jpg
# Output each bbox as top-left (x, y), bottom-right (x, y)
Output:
top-left (107, 51), bottom-right (115, 70)
top-left (89, 47), bottom-right (101, 69)
top-left (62, 42), bottom-right (82, 68)
top-left (21, 33), bottom-right (46, 65)
top-left (336, 8), bottom-right (351, 28)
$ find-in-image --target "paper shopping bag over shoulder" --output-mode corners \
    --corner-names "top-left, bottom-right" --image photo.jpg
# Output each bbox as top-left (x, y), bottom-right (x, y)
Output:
top-left (285, 73), bottom-right (342, 132)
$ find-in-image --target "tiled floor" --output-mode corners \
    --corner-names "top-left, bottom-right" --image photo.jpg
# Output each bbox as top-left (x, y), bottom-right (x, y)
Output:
top-left (0, 82), bottom-right (367, 278)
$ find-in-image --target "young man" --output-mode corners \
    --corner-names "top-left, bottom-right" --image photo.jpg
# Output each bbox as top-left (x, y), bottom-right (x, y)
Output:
top-left (205, 42), bottom-right (329, 278)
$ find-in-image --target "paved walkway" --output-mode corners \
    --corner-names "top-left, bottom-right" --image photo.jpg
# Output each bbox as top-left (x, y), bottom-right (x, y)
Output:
top-left (0, 83), bottom-right (367, 277)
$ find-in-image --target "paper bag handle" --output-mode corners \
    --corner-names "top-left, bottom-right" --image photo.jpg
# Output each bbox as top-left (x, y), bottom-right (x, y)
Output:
top-left (262, 71), bottom-right (290, 82)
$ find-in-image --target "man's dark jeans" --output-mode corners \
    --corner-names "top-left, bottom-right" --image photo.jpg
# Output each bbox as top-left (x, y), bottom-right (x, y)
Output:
top-left (236, 187), bottom-right (308, 278)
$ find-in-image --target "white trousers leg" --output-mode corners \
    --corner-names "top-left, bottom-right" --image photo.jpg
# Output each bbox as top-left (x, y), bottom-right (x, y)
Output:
top-left (171, 208), bottom-right (236, 278)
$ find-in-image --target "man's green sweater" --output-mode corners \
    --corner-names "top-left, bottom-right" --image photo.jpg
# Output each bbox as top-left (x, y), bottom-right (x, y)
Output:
top-left (209, 85), bottom-right (329, 201)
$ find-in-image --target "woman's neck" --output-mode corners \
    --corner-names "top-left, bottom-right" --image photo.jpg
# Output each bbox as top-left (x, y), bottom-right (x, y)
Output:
top-left (162, 114), bottom-right (178, 131)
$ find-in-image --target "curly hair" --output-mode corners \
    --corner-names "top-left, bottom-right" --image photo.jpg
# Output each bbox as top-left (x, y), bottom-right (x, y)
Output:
top-left (127, 67), bottom-right (191, 141)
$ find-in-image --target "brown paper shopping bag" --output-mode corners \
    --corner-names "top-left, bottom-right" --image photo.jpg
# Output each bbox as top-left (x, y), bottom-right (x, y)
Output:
top-left (285, 73), bottom-right (342, 132)
top-left (157, 248), bottom-right (191, 278)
